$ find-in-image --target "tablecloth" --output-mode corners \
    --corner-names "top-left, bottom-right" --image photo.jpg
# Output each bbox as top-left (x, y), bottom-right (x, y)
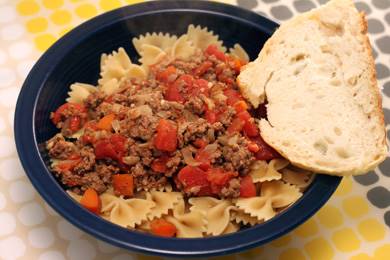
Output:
top-left (0, 0), bottom-right (389, 259)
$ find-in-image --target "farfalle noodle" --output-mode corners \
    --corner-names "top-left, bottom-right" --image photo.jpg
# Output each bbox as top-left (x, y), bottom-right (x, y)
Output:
top-left (282, 167), bottom-right (315, 191)
top-left (132, 32), bottom-right (178, 54)
top-left (165, 199), bottom-right (205, 238)
top-left (146, 191), bottom-right (182, 220)
top-left (250, 159), bottom-right (289, 183)
top-left (66, 83), bottom-right (96, 104)
top-left (229, 43), bottom-right (249, 62)
top-left (100, 192), bottom-right (155, 228)
top-left (170, 35), bottom-right (196, 60)
top-left (187, 24), bottom-right (226, 52)
top-left (189, 197), bottom-right (235, 236)
top-left (235, 180), bottom-right (302, 221)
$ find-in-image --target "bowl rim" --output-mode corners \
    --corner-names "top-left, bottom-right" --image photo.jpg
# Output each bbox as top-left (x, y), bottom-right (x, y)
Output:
top-left (14, 0), bottom-right (341, 257)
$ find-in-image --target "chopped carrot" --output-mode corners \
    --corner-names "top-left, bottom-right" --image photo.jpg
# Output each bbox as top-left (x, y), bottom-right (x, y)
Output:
top-left (156, 66), bottom-right (177, 83)
top-left (96, 114), bottom-right (115, 131)
top-left (247, 142), bottom-right (260, 153)
top-left (150, 219), bottom-right (177, 237)
top-left (112, 174), bottom-right (134, 197)
top-left (233, 100), bottom-right (248, 113)
top-left (80, 188), bottom-right (101, 214)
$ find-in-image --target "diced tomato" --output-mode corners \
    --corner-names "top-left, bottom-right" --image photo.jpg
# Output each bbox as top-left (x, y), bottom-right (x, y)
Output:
top-left (110, 134), bottom-right (126, 154)
top-left (178, 74), bottom-right (194, 87)
top-left (151, 156), bottom-right (169, 173)
top-left (233, 100), bottom-right (248, 113)
top-left (194, 61), bottom-right (213, 76)
top-left (218, 74), bottom-right (235, 86)
top-left (205, 44), bottom-right (226, 62)
top-left (81, 134), bottom-right (95, 145)
top-left (94, 134), bottom-right (126, 161)
top-left (236, 110), bottom-right (251, 122)
top-left (84, 121), bottom-right (98, 131)
top-left (150, 219), bottom-right (177, 237)
top-left (195, 148), bottom-right (211, 171)
top-left (193, 138), bottom-right (207, 149)
top-left (206, 168), bottom-right (237, 186)
top-left (186, 78), bottom-right (209, 98)
top-left (112, 174), bottom-right (134, 197)
top-left (243, 119), bottom-right (259, 137)
top-left (227, 117), bottom-right (245, 134)
top-left (94, 139), bottom-right (118, 160)
top-left (239, 176), bottom-right (257, 198)
top-left (51, 103), bottom-right (86, 125)
top-left (177, 166), bottom-right (212, 196)
top-left (251, 135), bottom-right (281, 160)
top-left (154, 119), bottom-right (178, 152)
top-left (165, 83), bottom-right (185, 103)
top-left (69, 116), bottom-right (81, 132)
top-left (224, 88), bottom-right (243, 106)
top-left (204, 106), bottom-right (217, 124)
top-left (55, 159), bottom-right (80, 172)
top-left (156, 66), bottom-right (177, 83)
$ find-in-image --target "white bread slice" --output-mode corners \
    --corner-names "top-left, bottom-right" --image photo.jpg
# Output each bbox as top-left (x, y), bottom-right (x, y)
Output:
top-left (238, 0), bottom-right (387, 176)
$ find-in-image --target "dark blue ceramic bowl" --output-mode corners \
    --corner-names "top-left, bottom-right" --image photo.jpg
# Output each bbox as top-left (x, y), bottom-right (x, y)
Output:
top-left (14, 0), bottom-right (341, 257)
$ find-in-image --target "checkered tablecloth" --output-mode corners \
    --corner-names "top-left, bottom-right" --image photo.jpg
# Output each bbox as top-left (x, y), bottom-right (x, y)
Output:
top-left (0, 0), bottom-right (389, 259)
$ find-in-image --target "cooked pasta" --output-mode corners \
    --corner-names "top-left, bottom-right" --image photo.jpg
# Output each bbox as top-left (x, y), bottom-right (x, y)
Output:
top-left (47, 24), bottom-right (314, 239)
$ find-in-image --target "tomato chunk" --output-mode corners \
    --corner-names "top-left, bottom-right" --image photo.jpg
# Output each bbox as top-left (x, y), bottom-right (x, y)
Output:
top-left (207, 168), bottom-right (236, 186)
top-left (195, 148), bottom-right (211, 171)
top-left (177, 166), bottom-right (212, 196)
top-left (205, 44), bottom-right (226, 62)
top-left (194, 61), bottom-right (213, 76)
top-left (251, 135), bottom-right (281, 160)
top-left (154, 119), bottom-right (178, 152)
top-left (112, 174), bottom-right (134, 197)
top-left (224, 89), bottom-right (243, 106)
top-left (151, 156), bottom-right (169, 173)
top-left (243, 119), bottom-right (259, 137)
top-left (80, 188), bottom-right (101, 214)
top-left (68, 116), bottom-right (81, 132)
top-left (227, 117), bottom-right (245, 134)
top-left (51, 103), bottom-right (86, 125)
top-left (94, 134), bottom-right (127, 161)
top-left (239, 176), bottom-right (257, 198)
top-left (165, 83), bottom-right (185, 103)
top-left (150, 219), bottom-right (177, 237)
top-left (204, 106), bottom-right (218, 124)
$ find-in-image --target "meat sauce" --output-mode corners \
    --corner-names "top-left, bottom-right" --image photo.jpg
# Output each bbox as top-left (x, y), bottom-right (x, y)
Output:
top-left (47, 44), bottom-right (280, 200)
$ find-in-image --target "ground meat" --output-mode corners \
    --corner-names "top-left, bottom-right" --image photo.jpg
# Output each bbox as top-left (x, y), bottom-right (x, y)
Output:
top-left (220, 178), bottom-right (241, 198)
top-left (185, 96), bottom-right (205, 115)
top-left (218, 107), bottom-right (236, 127)
top-left (95, 102), bottom-right (114, 118)
top-left (123, 115), bottom-right (158, 141)
top-left (165, 151), bottom-right (183, 177)
top-left (220, 136), bottom-right (255, 174)
top-left (134, 174), bottom-right (168, 191)
top-left (73, 146), bottom-right (95, 173)
top-left (85, 91), bottom-right (106, 110)
top-left (128, 142), bottom-right (154, 166)
top-left (178, 118), bottom-right (212, 146)
top-left (47, 134), bottom-right (78, 160)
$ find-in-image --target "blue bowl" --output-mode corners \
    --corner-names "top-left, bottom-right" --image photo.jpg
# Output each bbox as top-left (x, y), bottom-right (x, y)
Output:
top-left (14, 0), bottom-right (341, 257)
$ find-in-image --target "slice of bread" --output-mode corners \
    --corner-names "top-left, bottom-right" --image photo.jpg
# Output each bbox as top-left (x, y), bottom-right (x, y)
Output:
top-left (237, 0), bottom-right (387, 176)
